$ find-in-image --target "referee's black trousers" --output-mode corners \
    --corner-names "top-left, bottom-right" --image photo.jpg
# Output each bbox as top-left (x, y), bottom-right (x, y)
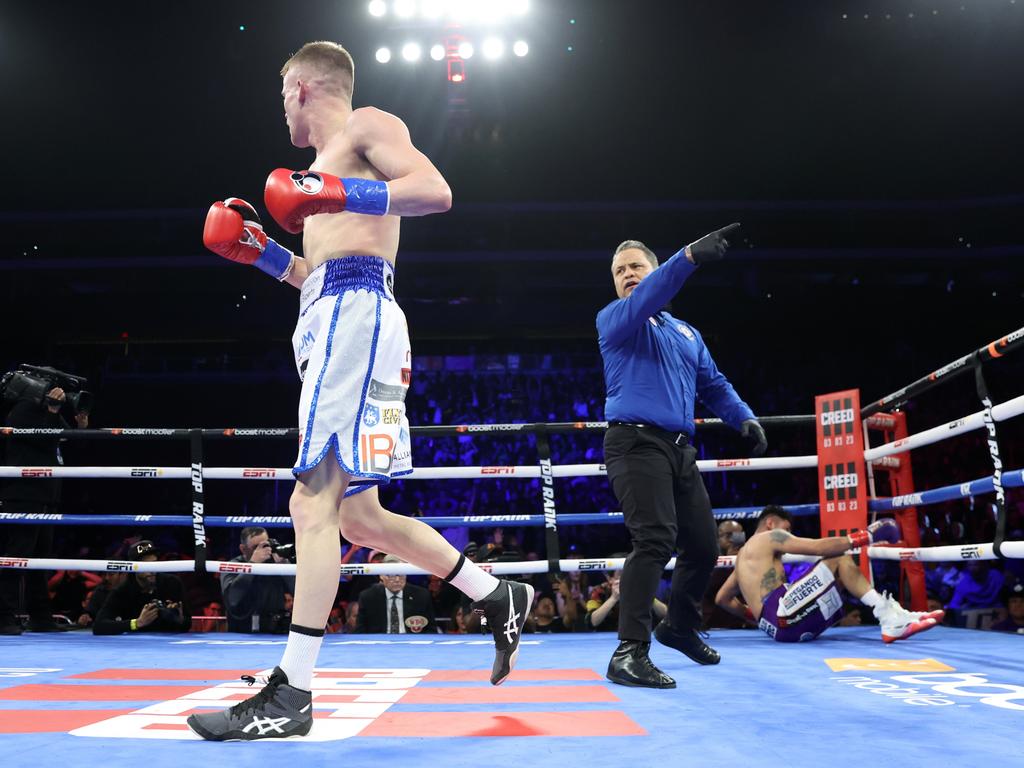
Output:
top-left (604, 424), bottom-right (719, 641)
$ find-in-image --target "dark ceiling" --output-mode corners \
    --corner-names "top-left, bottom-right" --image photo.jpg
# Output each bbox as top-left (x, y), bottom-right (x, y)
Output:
top-left (1, 0), bottom-right (1022, 382)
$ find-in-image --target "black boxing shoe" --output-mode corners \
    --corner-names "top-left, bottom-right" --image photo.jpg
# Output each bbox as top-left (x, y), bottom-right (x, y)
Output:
top-left (472, 579), bottom-right (535, 685)
top-left (654, 622), bottom-right (721, 665)
top-left (606, 640), bottom-right (676, 689)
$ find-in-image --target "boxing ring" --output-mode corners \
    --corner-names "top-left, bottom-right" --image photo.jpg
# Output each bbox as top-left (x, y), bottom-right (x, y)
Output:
top-left (2, 328), bottom-right (1023, 765)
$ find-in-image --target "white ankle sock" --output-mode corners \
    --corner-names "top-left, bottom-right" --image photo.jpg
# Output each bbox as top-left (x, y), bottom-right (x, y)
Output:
top-left (279, 624), bottom-right (324, 691)
top-left (860, 589), bottom-right (884, 611)
top-left (446, 555), bottom-right (500, 601)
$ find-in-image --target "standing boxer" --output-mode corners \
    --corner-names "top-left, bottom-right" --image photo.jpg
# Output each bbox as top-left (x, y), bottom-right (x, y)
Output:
top-left (189, 41), bottom-right (532, 741)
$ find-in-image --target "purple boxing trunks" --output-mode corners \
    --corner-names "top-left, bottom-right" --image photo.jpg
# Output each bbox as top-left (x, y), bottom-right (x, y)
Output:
top-left (758, 560), bottom-right (845, 642)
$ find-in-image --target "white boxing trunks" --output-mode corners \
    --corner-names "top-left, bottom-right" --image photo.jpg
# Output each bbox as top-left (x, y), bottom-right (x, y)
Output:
top-left (292, 255), bottom-right (412, 496)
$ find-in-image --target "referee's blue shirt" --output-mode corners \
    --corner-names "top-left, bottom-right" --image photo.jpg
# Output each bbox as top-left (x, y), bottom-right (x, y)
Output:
top-left (597, 248), bottom-right (755, 436)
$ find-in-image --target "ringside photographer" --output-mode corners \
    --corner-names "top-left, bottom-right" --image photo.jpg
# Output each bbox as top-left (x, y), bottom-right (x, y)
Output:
top-left (221, 526), bottom-right (296, 634)
top-left (0, 364), bottom-right (92, 634)
top-left (92, 540), bottom-right (192, 635)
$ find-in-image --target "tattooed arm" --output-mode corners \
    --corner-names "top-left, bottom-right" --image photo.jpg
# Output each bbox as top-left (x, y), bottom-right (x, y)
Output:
top-left (766, 529), bottom-right (854, 558)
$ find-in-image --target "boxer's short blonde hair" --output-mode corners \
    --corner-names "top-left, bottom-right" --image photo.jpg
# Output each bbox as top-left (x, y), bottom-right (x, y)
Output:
top-left (281, 41), bottom-right (355, 99)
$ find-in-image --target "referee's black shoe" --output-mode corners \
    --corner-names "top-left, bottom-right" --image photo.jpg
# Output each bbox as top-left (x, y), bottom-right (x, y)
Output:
top-left (654, 622), bottom-right (721, 665)
top-left (606, 640), bottom-right (676, 689)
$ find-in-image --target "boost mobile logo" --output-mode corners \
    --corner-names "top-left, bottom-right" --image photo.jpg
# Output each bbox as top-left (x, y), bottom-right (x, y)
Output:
top-left (227, 429), bottom-right (291, 437)
top-left (833, 671), bottom-right (1024, 711)
top-left (930, 356), bottom-right (969, 381)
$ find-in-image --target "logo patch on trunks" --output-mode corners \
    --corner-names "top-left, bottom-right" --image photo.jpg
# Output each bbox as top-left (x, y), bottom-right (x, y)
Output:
top-left (363, 404), bottom-right (381, 427)
top-left (369, 379), bottom-right (407, 402)
top-left (383, 408), bottom-right (402, 425)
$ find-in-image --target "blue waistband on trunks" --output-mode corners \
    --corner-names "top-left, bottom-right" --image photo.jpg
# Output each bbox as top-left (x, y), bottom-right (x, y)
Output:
top-left (320, 255), bottom-right (392, 298)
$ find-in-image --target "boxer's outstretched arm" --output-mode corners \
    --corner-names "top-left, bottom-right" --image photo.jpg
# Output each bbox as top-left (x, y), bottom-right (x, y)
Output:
top-left (768, 530), bottom-right (851, 558)
top-left (350, 107), bottom-right (452, 217)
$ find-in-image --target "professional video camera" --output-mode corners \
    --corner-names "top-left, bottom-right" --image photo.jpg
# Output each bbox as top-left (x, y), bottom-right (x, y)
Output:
top-left (0, 364), bottom-right (94, 414)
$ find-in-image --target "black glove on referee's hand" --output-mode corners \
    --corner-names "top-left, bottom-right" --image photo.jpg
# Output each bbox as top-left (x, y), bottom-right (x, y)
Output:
top-left (741, 419), bottom-right (767, 457)
top-left (687, 222), bottom-right (742, 265)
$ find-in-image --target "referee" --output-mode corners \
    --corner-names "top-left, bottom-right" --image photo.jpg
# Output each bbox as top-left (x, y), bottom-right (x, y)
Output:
top-left (597, 225), bottom-right (767, 688)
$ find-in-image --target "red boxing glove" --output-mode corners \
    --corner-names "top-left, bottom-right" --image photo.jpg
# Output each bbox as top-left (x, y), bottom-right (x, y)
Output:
top-left (264, 169), bottom-right (347, 234)
top-left (202, 198), bottom-right (267, 265)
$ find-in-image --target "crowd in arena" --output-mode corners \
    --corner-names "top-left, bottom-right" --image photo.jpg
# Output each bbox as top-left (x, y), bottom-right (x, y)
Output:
top-left (4, 354), bottom-right (1023, 636)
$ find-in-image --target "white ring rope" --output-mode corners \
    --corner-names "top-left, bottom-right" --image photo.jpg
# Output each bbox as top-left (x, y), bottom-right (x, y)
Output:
top-left (3, 542), bottom-right (1021, 576)
top-left (1, 392), bottom-right (1020, 481)
top-left (864, 392), bottom-right (1024, 461)
top-left (0, 456), bottom-right (819, 481)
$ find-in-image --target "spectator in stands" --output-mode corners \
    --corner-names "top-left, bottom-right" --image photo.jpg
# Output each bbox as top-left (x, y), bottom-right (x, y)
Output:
top-left (48, 569), bottom-right (102, 627)
top-left (343, 601), bottom-right (360, 633)
top-left (948, 562), bottom-right (1005, 611)
top-left (93, 540), bottom-right (192, 635)
top-left (357, 555), bottom-right (437, 634)
top-left (428, 573), bottom-right (461, 621)
top-left (531, 593), bottom-right (569, 633)
top-left (586, 568), bottom-right (667, 631)
top-left (702, 520), bottom-right (749, 630)
top-left (991, 582), bottom-right (1024, 634)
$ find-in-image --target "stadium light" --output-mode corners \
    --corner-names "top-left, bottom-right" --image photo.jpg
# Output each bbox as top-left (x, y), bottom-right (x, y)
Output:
top-left (458, 41), bottom-right (474, 59)
top-left (401, 42), bottom-right (422, 62)
top-left (512, 40), bottom-right (529, 57)
top-left (430, 44), bottom-right (446, 61)
top-left (375, 47), bottom-right (392, 63)
top-left (482, 37), bottom-right (504, 60)
top-left (394, 0), bottom-right (416, 19)
top-left (421, 0), bottom-right (445, 18)
top-left (368, 0), bottom-right (386, 17)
